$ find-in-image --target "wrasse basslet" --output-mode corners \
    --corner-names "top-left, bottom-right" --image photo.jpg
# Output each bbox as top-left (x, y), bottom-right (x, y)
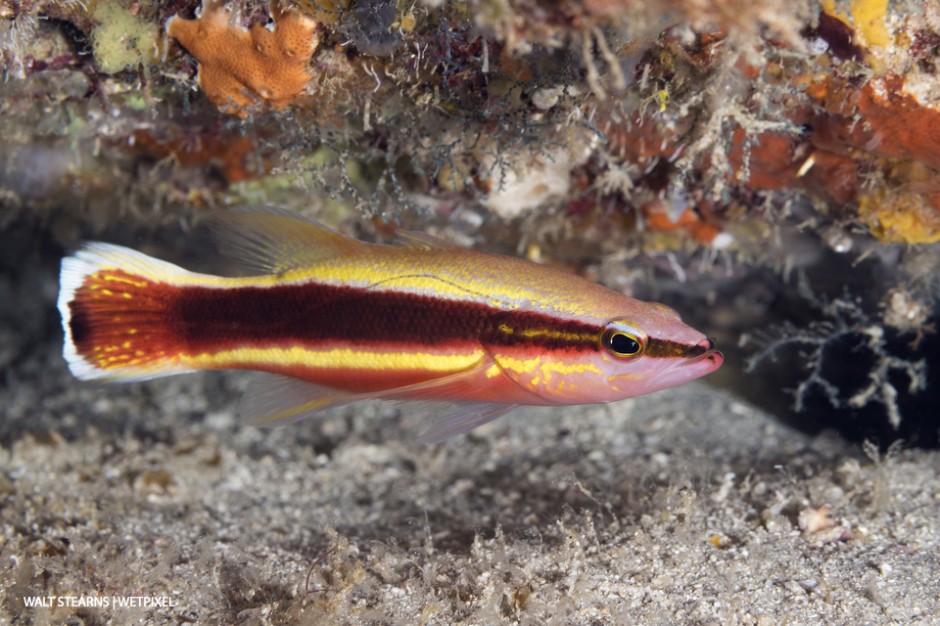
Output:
top-left (58, 207), bottom-right (722, 442)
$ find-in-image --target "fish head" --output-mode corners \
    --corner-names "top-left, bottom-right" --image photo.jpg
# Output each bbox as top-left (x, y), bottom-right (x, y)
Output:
top-left (489, 301), bottom-right (722, 405)
top-left (598, 315), bottom-right (724, 400)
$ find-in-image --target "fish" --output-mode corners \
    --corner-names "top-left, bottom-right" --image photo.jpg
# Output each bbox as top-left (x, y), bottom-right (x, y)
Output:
top-left (57, 206), bottom-right (723, 442)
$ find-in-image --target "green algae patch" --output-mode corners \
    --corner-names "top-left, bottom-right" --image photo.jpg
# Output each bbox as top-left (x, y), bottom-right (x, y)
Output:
top-left (91, 1), bottom-right (162, 74)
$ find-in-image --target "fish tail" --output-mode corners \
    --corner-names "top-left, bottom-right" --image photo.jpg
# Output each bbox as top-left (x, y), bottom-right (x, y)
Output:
top-left (58, 243), bottom-right (197, 382)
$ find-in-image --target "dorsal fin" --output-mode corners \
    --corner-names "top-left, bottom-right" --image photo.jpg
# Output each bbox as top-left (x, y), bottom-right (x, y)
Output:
top-left (208, 206), bottom-right (366, 275)
top-left (393, 229), bottom-right (460, 251)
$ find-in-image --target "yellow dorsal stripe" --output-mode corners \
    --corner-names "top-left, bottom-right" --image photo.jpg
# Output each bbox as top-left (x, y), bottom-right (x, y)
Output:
top-left (182, 346), bottom-right (485, 373)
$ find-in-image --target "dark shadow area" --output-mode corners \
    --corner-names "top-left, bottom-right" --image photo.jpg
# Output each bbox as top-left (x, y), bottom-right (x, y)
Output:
top-left (652, 243), bottom-right (939, 450)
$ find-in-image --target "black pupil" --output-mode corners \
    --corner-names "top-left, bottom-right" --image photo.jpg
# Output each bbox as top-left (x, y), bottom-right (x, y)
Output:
top-left (609, 333), bottom-right (639, 355)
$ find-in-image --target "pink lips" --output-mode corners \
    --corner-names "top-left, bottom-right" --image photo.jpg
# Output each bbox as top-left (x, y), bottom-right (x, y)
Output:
top-left (637, 338), bottom-right (723, 395)
top-left (679, 338), bottom-right (723, 370)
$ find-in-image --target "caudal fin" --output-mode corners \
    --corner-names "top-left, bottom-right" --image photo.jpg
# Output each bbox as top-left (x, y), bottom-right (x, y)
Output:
top-left (58, 243), bottom-right (197, 382)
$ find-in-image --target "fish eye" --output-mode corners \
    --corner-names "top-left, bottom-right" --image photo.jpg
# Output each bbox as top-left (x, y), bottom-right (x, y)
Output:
top-left (603, 324), bottom-right (644, 358)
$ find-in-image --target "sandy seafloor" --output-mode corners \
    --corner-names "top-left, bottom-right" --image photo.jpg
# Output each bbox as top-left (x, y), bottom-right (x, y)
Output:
top-left (1, 260), bottom-right (939, 626)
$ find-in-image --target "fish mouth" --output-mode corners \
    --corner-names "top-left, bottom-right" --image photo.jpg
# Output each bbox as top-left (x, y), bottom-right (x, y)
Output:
top-left (613, 338), bottom-right (722, 397)
top-left (678, 337), bottom-right (723, 369)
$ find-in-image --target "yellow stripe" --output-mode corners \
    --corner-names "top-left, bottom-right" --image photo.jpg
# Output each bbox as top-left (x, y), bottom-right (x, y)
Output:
top-left (183, 345), bottom-right (485, 373)
top-left (493, 355), bottom-right (601, 379)
top-left (498, 324), bottom-right (597, 344)
top-left (275, 261), bottom-right (537, 309)
top-left (109, 244), bottom-right (607, 319)
top-left (100, 272), bottom-right (149, 288)
top-left (536, 360), bottom-right (601, 382)
top-left (124, 264), bottom-right (547, 313)
top-left (493, 355), bottom-right (541, 376)
top-left (493, 354), bottom-right (601, 392)
top-left (99, 260), bottom-right (492, 295)
top-left (278, 253), bottom-right (608, 319)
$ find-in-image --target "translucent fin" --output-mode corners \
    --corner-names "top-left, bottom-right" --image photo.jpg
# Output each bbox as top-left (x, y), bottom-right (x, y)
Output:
top-left (241, 355), bottom-right (517, 440)
top-left (393, 229), bottom-right (459, 251)
top-left (208, 206), bottom-right (366, 274)
top-left (410, 401), bottom-right (516, 444)
top-left (240, 362), bottom-right (493, 428)
top-left (239, 373), bottom-right (364, 426)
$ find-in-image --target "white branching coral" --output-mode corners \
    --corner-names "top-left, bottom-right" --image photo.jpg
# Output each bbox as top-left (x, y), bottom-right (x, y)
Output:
top-left (746, 281), bottom-right (928, 430)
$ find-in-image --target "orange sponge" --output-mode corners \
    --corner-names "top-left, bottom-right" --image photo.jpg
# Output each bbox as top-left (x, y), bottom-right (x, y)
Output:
top-left (167, 0), bottom-right (319, 116)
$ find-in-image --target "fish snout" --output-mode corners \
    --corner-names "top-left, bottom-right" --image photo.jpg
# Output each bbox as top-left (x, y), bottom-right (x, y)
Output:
top-left (680, 337), bottom-right (723, 368)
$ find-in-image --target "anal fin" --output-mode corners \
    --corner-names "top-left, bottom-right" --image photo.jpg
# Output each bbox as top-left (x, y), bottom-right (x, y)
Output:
top-left (240, 360), bottom-right (519, 441)
top-left (240, 373), bottom-right (364, 426)
top-left (401, 401), bottom-right (516, 444)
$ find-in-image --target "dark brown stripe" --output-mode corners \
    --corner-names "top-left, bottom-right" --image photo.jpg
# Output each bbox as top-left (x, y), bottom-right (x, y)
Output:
top-left (645, 337), bottom-right (707, 359)
top-left (170, 282), bottom-right (600, 354)
top-left (70, 303), bottom-right (92, 346)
